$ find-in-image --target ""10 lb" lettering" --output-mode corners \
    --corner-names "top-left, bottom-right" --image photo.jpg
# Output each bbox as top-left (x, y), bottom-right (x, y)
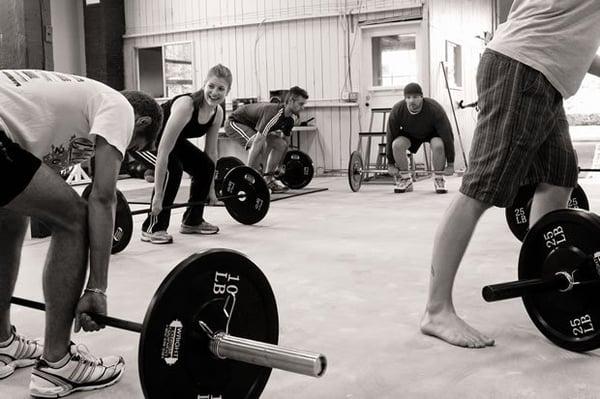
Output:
top-left (213, 271), bottom-right (240, 296)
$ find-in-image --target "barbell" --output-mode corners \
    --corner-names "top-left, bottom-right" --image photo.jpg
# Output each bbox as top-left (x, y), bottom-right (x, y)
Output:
top-left (214, 156), bottom-right (245, 195)
top-left (11, 249), bottom-right (327, 398)
top-left (505, 183), bottom-right (590, 241)
top-left (348, 151), bottom-right (363, 192)
top-left (129, 166), bottom-right (270, 224)
top-left (84, 165), bottom-right (271, 254)
top-left (258, 151), bottom-right (315, 190)
top-left (483, 208), bottom-right (600, 352)
top-left (278, 150), bottom-right (315, 190)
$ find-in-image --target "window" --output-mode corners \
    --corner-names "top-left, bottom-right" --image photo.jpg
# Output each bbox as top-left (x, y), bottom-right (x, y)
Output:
top-left (138, 42), bottom-right (193, 98)
top-left (445, 41), bottom-right (462, 89)
top-left (565, 49), bottom-right (600, 125)
top-left (371, 34), bottom-right (417, 87)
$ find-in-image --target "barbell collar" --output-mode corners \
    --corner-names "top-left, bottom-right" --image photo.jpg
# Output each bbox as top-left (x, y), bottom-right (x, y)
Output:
top-left (482, 273), bottom-right (571, 302)
top-left (210, 332), bottom-right (327, 378)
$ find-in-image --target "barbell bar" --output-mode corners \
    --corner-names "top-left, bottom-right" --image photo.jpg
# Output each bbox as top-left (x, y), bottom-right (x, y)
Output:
top-left (483, 271), bottom-right (578, 302)
top-left (11, 296), bottom-right (142, 332)
top-left (10, 295), bottom-right (325, 377)
top-left (11, 249), bottom-right (327, 398)
top-left (130, 192), bottom-right (248, 216)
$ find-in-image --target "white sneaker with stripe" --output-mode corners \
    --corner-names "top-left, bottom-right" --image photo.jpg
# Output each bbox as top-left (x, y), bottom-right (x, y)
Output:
top-left (0, 326), bottom-right (43, 379)
top-left (29, 343), bottom-right (124, 398)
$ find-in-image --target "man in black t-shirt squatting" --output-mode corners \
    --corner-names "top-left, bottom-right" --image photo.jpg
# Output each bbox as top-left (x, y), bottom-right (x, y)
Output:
top-left (386, 82), bottom-right (455, 194)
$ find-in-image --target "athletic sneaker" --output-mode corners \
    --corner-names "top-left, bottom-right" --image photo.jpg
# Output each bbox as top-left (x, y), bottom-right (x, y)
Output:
top-left (141, 230), bottom-right (173, 244)
top-left (267, 179), bottom-right (290, 194)
top-left (394, 178), bottom-right (414, 193)
top-left (0, 326), bottom-right (43, 379)
top-left (180, 220), bottom-right (220, 235)
top-left (29, 343), bottom-right (124, 398)
top-left (434, 176), bottom-right (447, 194)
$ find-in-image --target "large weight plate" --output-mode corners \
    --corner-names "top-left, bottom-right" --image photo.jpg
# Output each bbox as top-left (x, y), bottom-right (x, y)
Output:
top-left (81, 185), bottom-right (133, 254)
top-left (139, 249), bottom-right (279, 399)
top-left (215, 156), bottom-right (245, 196)
top-left (222, 166), bottom-right (270, 225)
top-left (506, 184), bottom-right (589, 241)
top-left (519, 209), bottom-right (600, 351)
top-left (348, 151), bottom-right (363, 192)
top-left (279, 150), bottom-right (314, 189)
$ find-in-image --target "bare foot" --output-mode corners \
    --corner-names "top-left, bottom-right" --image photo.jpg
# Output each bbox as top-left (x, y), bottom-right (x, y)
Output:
top-left (420, 310), bottom-right (495, 348)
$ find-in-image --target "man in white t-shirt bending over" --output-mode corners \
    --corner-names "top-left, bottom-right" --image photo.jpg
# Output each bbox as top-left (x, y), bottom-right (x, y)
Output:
top-left (420, 1), bottom-right (600, 348)
top-left (0, 70), bottom-right (162, 397)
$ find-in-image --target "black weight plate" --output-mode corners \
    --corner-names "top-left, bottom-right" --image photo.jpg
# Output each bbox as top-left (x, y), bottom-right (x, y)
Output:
top-left (279, 150), bottom-right (314, 189)
top-left (348, 151), bottom-right (363, 192)
top-left (506, 184), bottom-right (590, 241)
top-left (139, 249), bottom-right (279, 399)
top-left (519, 209), bottom-right (600, 351)
top-left (568, 184), bottom-right (590, 211)
top-left (215, 157), bottom-right (245, 196)
top-left (81, 184), bottom-right (133, 254)
top-left (222, 166), bottom-right (270, 225)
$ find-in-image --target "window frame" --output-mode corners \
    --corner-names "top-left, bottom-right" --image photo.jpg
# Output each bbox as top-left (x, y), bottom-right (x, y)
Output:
top-left (445, 40), bottom-right (463, 90)
top-left (135, 40), bottom-right (195, 101)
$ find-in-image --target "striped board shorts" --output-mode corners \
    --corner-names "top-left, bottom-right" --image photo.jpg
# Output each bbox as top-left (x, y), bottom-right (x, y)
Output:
top-left (224, 119), bottom-right (255, 149)
top-left (460, 49), bottom-right (578, 207)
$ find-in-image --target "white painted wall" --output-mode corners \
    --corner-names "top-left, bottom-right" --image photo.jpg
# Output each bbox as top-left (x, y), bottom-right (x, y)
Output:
top-left (427, 0), bottom-right (493, 169)
top-left (122, 0), bottom-right (492, 172)
top-left (50, 0), bottom-right (86, 75)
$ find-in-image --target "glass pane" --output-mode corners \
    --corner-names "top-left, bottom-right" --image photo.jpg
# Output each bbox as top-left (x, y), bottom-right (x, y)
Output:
top-left (138, 47), bottom-right (164, 98)
top-left (565, 48), bottom-right (600, 124)
top-left (446, 41), bottom-right (462, 88)
top-left (372, 34), bottom-right (417, 87)
top-left (164, 43), bottom-right (193, 98)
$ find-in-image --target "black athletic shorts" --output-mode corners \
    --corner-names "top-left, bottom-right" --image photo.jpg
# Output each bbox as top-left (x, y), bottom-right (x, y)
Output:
top-left (404, 135), bottom-right (432, 154)
top-left (0, 130), bottom-right (42, 206)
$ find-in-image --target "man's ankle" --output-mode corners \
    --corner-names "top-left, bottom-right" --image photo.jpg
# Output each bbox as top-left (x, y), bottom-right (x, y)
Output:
top-left (43, 346), bottom-right (71, 364)
top-left (0, 325), bottom-right (13, 345)
top-left (425, 301), bottom-right (454, 315)
top-left (42, 352), bottom-right (70, 368)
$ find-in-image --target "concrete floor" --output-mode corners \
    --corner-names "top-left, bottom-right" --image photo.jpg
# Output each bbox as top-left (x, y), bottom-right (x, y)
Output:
top-left (4, 175), bottom-right (600, 399)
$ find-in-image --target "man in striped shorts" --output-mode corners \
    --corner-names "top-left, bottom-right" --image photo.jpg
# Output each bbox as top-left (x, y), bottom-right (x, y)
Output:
top-left (421, 0), bottom-right (600, 348)
top-left (224, 86), bottom-right (309, 193)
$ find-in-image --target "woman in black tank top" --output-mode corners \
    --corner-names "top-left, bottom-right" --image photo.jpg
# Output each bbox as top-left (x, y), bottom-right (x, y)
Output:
top-left (140, 64), bottom-right (233, 244)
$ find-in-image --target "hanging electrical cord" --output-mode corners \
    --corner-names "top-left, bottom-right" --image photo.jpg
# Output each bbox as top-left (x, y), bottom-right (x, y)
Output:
top-left (253, 18), bottom-right (267, 101)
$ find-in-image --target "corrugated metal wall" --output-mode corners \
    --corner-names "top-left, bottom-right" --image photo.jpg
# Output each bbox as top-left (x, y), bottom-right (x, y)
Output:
top-left (122, 0), bottom-right (492, 171)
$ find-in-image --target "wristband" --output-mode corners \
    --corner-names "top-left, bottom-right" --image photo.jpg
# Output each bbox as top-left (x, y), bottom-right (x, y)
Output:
top-left (85, 288), bottom-right (106, 296)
